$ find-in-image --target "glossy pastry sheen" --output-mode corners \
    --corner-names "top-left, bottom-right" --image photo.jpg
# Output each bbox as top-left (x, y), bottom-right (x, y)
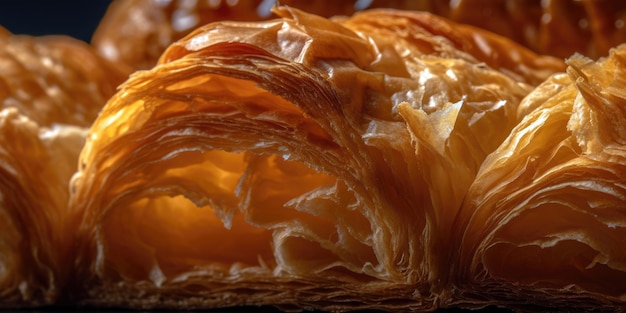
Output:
top-left (0, 30), bottom-right (124, 307)
top-left (450, 48), bottom-right (626, 310)
top-left (67, 7), bottom-right (623, 311)
top-left (0, 108), bottom-right (86, 306)
top-left (92, 0), bottom-right (626, 72)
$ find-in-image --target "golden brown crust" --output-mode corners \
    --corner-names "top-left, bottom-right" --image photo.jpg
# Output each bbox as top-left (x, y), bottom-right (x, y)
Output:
top-left (0, 108), bottom-right (86, 307)
top-left (0, 2), bottom-right (624, 311)
top-left (67, 7), bottom-right (591, 311)
top-left (0, 30), bottom-right (125, 307)
top-left (91, 0), bottom-right (270, 72)
top-left (0, 32), bottom-right (127, 127)
top-left (0, 26), bottom-right (10, 38)
top-left (449, 47), bottom-right (626, 310)
top-left (92, 0), bottom-right (626, 72)
top-left (340, 9), bottom-right (565, 86)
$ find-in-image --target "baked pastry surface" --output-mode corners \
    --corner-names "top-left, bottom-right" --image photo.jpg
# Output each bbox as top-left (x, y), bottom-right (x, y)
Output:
top-left (0, 3), bottom-right (625, 312)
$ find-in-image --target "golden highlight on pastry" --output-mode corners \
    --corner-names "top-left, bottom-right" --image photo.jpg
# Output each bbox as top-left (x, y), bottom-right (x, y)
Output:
top-left (92, 0), bottom-right (626, 72)
top-left (64, 6), bottom-right (625, 311)
top-left (0, 108), bottom-right (85, 307)
top-left (1, 3), bottom-right (625, 312)
top-left (451, 49), bottom-right (626, 309)
top-left (0, 30), bottom-right (127, 127)
top-left (0, 29), bottom-right (124, 306)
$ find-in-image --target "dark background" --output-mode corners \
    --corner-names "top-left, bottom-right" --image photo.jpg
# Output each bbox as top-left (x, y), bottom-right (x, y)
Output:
top-left (0, 0), bottom-right (113, 42)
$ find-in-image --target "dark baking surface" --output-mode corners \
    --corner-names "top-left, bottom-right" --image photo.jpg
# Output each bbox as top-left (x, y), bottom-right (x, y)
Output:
top-left (0, 0), bottom-right (112, 42)
top-left (4, 305), bottom-right (512, 312)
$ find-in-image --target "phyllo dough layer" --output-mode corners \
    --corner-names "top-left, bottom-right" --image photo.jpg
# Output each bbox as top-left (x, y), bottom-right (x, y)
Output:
top-left (69, 7), bottom-right (566, 311)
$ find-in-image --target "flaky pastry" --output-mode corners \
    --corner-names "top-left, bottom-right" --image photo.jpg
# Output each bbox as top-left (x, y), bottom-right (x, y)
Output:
top-left (92, 0), bottom-right (626, 72)
top-left (0, 108), bottom-right (86, 306)
top-left (1, 2), bottom-right (624, 312)
top-left (0, 31), bottom-right (127, 127)
top-left (65, 6), bottom-right (625, 312)
top-left (0, 29), bottom-right (125, 307)
top-left (450, 47), bottom-right (626, 310)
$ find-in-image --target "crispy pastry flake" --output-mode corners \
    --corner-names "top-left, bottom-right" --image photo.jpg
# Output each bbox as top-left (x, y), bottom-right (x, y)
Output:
top-left (92, 0), bottom-right (625, 72)
top-left (0, 108), bottom-right (86, 306)
top-left (451, 46), bottom-right (626, 310)
top-left (1, 2), bottom-right (623, 311)
top-left (68, 7), bottom-right (585, 311)
top-left (0, 30), bottom-right (124, 307)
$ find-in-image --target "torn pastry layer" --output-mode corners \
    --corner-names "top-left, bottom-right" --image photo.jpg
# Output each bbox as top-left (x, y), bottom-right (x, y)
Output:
top-left (69, 7), bottom-right (562, 311)
top-left (452, 46), bottom-right (626, 310)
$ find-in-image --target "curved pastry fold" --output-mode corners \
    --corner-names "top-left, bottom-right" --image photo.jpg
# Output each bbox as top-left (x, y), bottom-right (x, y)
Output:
top-left (70, 7), bottom-right (568, 311)
top-left (0, 30), bottom-right (124, 307)
top-left (453, 47), bottom-right (626, 309)
top-left (92, 0), bottom-right (623, 73)
top-left (2, 2), bottom-right (625, 311)
top-left (0, 2), bottom-right (621, 311)
top-left (94, 0), bottom-right (588, 74)
top-left (0, 108), bottom-right (85, 306)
